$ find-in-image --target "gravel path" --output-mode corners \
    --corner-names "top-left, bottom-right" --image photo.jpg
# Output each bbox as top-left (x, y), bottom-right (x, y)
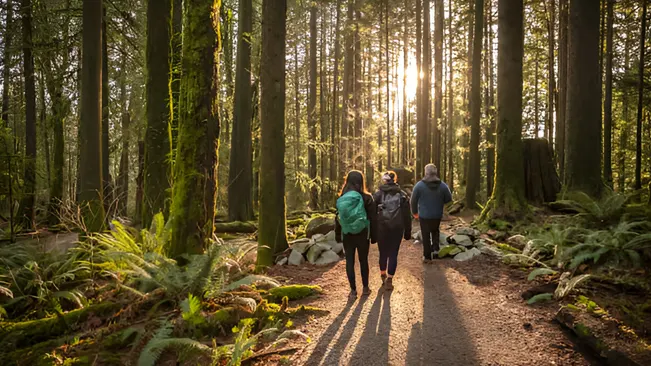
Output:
top-left (271, 219), bottom-right (592, 366)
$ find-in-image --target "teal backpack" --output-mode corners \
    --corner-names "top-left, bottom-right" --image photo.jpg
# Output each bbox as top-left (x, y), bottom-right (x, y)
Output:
top-left (336, 191), bottom-right (369, 235)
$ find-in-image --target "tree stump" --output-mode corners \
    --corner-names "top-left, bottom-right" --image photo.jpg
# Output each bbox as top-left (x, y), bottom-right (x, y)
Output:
top-left (523, 138), bottom-right (561, 204)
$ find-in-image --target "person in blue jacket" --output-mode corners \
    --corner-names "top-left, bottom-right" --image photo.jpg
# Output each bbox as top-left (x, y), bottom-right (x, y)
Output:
top-left (410, 164), bottom-right (453, 262)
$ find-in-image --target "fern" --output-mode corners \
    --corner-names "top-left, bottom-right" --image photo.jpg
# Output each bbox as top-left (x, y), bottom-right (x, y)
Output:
top-left (527, 268), bottom-right (558, 281)
top-left (527, 293), bottom-right (553, 305)
top-left (554, 273), bottom-right (591, 299)
top-left (555, 190), bottom-right (630, 228)
top-left (181, 294), bottom-right (205, 326)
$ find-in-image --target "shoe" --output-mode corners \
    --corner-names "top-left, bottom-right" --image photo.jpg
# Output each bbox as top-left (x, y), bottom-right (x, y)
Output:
top-left (362, 286), bottom-right (372, 296)
top-left (349, 289), bottom-right (357, 298)
top-left (381, 273), bottom-right (387, 285)
top-left (432, 250), bottom-right (440, 259)
top-left (385, 277), bottom-right (394, 291)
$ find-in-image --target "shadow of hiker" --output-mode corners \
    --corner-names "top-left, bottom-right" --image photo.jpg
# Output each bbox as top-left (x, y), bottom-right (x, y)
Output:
top-left (305, 296), bottom-right (367, 366)
top-left (347, 291), bottom-right (392, 365)
top-left (405, 261), bottom-right (480, 366)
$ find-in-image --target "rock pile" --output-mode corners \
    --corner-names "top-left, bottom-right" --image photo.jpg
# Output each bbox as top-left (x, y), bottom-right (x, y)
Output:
top-left (276, 230), bottom-right (344, 266)
top-left (413, 226), bottom-right (505, 261)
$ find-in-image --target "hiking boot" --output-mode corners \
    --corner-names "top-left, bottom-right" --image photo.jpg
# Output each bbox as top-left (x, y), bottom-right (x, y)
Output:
top-left (432, 250), bottom-right (440, 259)
top-left (385, 277), bottom-right (394, 291)
top-left (349, 289), bottom-right (357, 298)
top-left (381, 273), bottom-right (387, 285)
top-left (362, 286), bottom-right (372, 296)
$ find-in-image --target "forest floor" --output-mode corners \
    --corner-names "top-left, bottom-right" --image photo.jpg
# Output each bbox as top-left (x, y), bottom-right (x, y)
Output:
top-left (268, 216), bottom-right (593, 366)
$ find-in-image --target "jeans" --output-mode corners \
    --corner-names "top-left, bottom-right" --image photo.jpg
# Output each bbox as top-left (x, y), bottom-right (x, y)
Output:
top-left (343, 230), bottom-right (370, 290)
top-left (420, 218), bottom-right (442, 260)
top-left (378, 229), bottom-right (403, 276)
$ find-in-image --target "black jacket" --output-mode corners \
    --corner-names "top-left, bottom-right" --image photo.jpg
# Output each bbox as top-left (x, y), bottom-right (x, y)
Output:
top-left (373, 183), bottom-right (412, 240)
top-left (335, 191), bottom-right (377, 243)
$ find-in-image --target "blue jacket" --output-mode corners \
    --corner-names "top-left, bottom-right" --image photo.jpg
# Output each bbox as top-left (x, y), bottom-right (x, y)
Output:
top-left (410, 177), bottom-right (452, 219)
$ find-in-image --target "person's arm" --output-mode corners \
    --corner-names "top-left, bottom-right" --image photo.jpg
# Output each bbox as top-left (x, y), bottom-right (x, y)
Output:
top-left (401, 193), bottom-right (412, 240)
top-left (410, 183), bottom-right (421, 216)
top-left (365, 194), bottom-right (378, 244)
top-left (335, 212), bottom-right (342, 242)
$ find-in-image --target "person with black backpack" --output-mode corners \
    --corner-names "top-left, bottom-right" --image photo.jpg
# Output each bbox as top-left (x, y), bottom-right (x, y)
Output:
top-left (373, 171), bottom-right (412, 291)
top-left (335, 170), bottom-right (377, 298)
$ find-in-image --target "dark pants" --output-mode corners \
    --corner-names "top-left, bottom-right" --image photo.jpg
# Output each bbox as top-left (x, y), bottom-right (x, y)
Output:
top-left (420, 218), bottom-right (442, 260)
top-left (343, 230), bottom-right (370, 290)
top-left (378, 229), bottom-right (403, 276)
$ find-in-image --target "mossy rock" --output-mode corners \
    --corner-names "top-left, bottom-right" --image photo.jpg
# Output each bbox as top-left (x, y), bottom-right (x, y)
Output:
top-left (496, 243), bottom-right (521, 254)
top-left (438, 245), bottom-right (464, 258)
top-left (267, 285), bottom-right (323, 302)
top-left (305, 217), bottom-right (335, 238)
top-left (0, 302), bottom-right (121, 350)
top-left (286, 218), bottom-right (307, 227)
top-left (287, 305), bottom-right (330, 317)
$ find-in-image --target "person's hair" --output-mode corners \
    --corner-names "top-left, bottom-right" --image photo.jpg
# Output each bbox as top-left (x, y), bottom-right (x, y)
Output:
top-left (424, 164), bottom-right (438, 177)
top-left (339, 170), bottom-right (370, 196)
top-left (382, 171), bottom-right (398, 183)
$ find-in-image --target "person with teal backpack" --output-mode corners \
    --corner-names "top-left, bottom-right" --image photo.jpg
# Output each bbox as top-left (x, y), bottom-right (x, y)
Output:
top-left (335, 170), bottom-right (377, 298)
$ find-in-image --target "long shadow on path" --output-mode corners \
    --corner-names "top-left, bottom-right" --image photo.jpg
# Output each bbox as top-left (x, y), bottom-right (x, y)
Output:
top-left (348, 291), bottom-right (392, 365)
top-left (405, 262), bottom-right (480, 365)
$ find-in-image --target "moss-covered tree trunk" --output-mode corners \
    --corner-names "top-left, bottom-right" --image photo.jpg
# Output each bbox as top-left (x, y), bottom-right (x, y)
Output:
top-left (171, 0), bottom-right (182, 152)
top-left (565, 0), bottom-right (602, 197)
top-left (481, 0), bottom-right (527, 220)
top-left (167, 0), bottom-right (220, 258)
top-left (257, 0), bottom-right (288, 267)
top-left (308, 4), bottom-right (318, 209)
top-left (466, 0), bottom-right (483, 210)
top-left (79, 0), bottom-right (105, 232)
top-left (485, 1), bottom-right (495, 197)
top-left (228, 0), bottom-right (254, 222)
top-left (18, 0), bottom-right (36, 229)
top-left (142, 0), bottom-right (172, 227)
top-left (101, 7), bottom-right (111, 214)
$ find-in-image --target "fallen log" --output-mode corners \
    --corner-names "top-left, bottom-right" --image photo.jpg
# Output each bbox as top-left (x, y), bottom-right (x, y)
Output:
top-left (214, 221), bottom-right (257, 233)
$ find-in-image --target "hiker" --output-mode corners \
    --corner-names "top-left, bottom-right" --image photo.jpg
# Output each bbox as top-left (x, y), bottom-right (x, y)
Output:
top-left (335, 170), bottom-right (377, 297)
top-left (373, 171), bottom-right (411, 291)
top-left (410, 164), bottom-right (452, 262)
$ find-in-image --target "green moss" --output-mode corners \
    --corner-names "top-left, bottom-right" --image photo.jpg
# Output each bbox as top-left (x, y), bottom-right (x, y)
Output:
top-left (495, 243), bottom-right (521, 254)
top-left (575, 323), bottom-right (592, 338)
top-left (0, 338), bottom-right (65, 365)
top-left (490, 219), bottom-right (511, 231)
top-left (211, 307), bottom-right (239, 326)
top-left (287, 305), bottom-right (329, 317)
top-left (286, 218), bottom-right (306, 227)
top-left (267, 285), bottom-right (322, 302)
top-left (62, 356), bottom-right (90, 366)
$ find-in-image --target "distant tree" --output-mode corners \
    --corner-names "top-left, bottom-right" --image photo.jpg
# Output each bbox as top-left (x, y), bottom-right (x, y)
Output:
top-left (466, 0), bottom-right (483, 209)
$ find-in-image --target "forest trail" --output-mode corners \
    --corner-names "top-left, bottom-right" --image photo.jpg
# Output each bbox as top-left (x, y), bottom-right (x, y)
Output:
top-left (272, 217), bottom-right (591, 366)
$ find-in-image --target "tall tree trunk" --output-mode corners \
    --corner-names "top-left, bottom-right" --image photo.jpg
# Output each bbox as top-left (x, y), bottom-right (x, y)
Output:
top-left (228, 0), bottom-right (254, 221)
top-left (603, 0), bottom-right (613, 187)
top-left (353, 2), bottom-right (362, 166)
top-left (19, 0), bottom-right (36, 228)
top-left (434, 0), bottom-right (443, 169)
top-left (102, 6), bottom-right (111, 213)
top-left (167, 0), bottom-right (220, 258)
top-left (534, 54), bottom-right (540, 136)
top-left (422, 0), bottom-right (431, 170)
top-left (546, 0), bottom-right (556, 143)
top-left (220, 0), bottom-right (233, 139)
top-left (142, 0), bottom-right (172, 227)
top-left (466, 0), bottom-right (483, 209)
top-left (415, 0), bottom-right (423, 178)
top-left (330, 0), bottom-right (342, 187)
top-left (557, 0), bottom-right (568, 180)
top-left (293, 42), bottom-right (300, 174)
top-left (257, 0), bottom-right (288, 267)
top-left (463, 0), bottom-right (475, 187)
top-left (79, 0), bottom-right (105, 232)
top-left (619, 32), bottom-right (632, 192)
top-left (40, 75), bottom-right (50, 195)
top-left (385, 0), bottom-right (391, 167)
top-left (482, 0), bottom-right (527, 219)
top-left (635, 0), bottom-right (647, 191)
top-left (565, 0), bottom-right (602, 197)
top-left (1, 0), bottom-right (12, 128)
top-left (402, 0), bottom-right (409, 166)
top-left (447, 0), bottom-right (454, 189)
top-left (117, 55), bottom-right (129, 217)
top-left (171, 0), bottom-right (182, 154)
top-left (485, 0), bottom-right (495, 196)
top-left (308, 4), bottom-right (318, 209)
top-left (341, 0), bottom-right (354, 177)
top-left (319, 5), bottom-right (327, 199)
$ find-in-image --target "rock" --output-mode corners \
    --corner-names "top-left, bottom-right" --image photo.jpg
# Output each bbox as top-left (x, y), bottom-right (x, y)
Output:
top-left (288, 249), bottom-right (305, 266)
top-left (450, 234), bottom-right (474, 247)
top-left (315, 250), bottom-right (341, 265)
top-left (290, 239), bottom-right (315, 254)
top-left (439, 232), bottom-right (450, 245)
top-left (232, 297), bottom-right (257, 312)
top-left (507, 235), bottom-right (528, 250)
top-left (276, 257), bottom-right (288, 266)
top-left (306, 216), bottom-right (335, 238)
top-left (456, 227), bottom-right (481, 238)
top-left (438, 245), bottom-right (464, 258)
top-left (323, 230), bottom-right (336, 243)
top-left (306, 243), bottom-right (331, 263)
top-left (473, 238), bottom-right (496, 249)
top-left (454, 247), bottom-right (482, 261)
top-left (331, 242), bottom-right (344, 254)
top-left (312, 233), bottom-right (325, 242)
top-left (479, 245), bottom-right (503, 258)
top-left (448, 201), bottom-right (464, 215)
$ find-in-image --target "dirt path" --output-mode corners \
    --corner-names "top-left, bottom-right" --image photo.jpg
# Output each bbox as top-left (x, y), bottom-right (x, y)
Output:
top-left (271, 218), bottom-right (592, 366)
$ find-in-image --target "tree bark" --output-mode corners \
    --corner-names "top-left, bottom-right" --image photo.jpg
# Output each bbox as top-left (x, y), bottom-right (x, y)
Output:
top-left (1, 0), bottom-right (12, 128)
top-left (619, 31), bottom-right (632, 192)
top-left (142, 0), bottom-right (172, 227)
top-left (635, 0), bottom-right (647, 191)
top-left (330, 0), bottom-right (342, 187)
top-left (603, 0), bottom-right (614, 187)
top-left (447, 0), bottom-right (454, 190)
top-left (402, 0), bottom-right (409, 166)
top-left (257, 0), bottom-right (288, 267)
top-left (433, 0), bottom-right (443, 169)
top-left (117, 54), bottom-right (129, 217)
top-left (466, 0), bottom-right (483, 209)
top-left (565, 0), bottom-right (602, 197)
top-left (557, 0), bottom-right (568, 180)
top-left (102, 7), bottom-right (111, 214)
top-left (482, 0), bottom-right (527, 219)
top-left (167, 0), bottom-right (220, 258)
top-left (308, 4), bottom-right (318, 209)
top-left (79, 0), bottom-right (105, 232)
top-left (341, 0), bottom-right (354, 177)
top-left (228, 0), bottom-right (254, 221)
top-left (485, 0), bottom-right (495, 197)
top-left (421, 0), bottom-right (432, 171)
top-left (19, 0), bottom-right (36, 229)
top-left (415, 0), bottom-right (423, 178)
top-left (546, 0), bottom-right (556, 143)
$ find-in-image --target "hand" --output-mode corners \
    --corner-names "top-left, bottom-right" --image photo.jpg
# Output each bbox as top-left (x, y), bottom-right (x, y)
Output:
top-left (413, 213), bottom-right (419, 220)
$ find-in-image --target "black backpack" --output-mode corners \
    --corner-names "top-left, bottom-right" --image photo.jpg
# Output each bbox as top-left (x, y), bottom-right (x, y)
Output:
top-left (378, 191), bottom-right (404, 230)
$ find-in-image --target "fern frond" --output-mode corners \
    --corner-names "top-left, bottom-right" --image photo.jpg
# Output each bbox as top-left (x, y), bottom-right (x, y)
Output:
top-left (555, 274), bottom-right (591, 299)
top-left (527, 293), bottom-right (553, 305)
top-left (138, 338), bottom-right (211, 366)
top-left (527, 268), bottom-right (558, 281)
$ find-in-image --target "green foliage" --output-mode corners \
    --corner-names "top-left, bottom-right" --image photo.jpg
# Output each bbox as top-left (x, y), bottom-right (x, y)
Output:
top-left (181, 294), bottom-right (205, 327)
top-left (555, 190), bottom-right (631, 228)
top-left (554, 273), bottom-right (591, 299)
top-left (267, 285), bottom-right (322, 302)
top-left (527, 293), bottom-right (553, 305)
top-left (137, 319), bottom-right (212, 366)
top-left (527, 268), bottom-right (558, 281)
top-left (495, 243), bottom-right (521, 254)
